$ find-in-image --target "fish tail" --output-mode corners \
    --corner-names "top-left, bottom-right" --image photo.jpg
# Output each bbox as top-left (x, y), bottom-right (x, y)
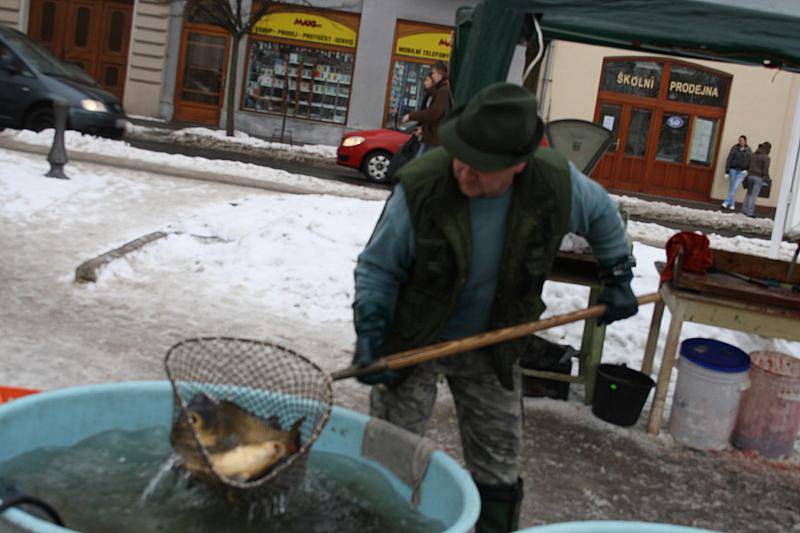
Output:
top-left (289, 416), bottom-right (306, 452)
top-left (290, 416), bottom-right (306, 433)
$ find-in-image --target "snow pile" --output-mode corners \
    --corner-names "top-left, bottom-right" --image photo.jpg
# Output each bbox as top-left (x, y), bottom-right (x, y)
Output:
top-left (171, 127), bottom-right (338, 159)
top-left (97, 194), bottom-right (376, 323)
top-left (616, 194), bottom-right (772, 235)
top-left (0, 129), bottom-right (384, 200)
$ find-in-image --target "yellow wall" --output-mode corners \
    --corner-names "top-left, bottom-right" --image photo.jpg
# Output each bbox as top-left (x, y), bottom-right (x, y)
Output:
top-left (541, 40), bottom-right (800, 207)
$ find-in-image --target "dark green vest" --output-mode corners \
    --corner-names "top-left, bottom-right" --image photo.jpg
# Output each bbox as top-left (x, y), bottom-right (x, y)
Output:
top-left (384, 147), bottom-right (572, 390)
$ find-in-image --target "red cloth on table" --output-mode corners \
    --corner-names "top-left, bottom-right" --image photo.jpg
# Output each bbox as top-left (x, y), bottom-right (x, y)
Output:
top-left (660, 231), bottom-right (713, 283)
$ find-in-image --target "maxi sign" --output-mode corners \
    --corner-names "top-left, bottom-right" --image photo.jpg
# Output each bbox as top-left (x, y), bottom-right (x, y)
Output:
top-left (253, 11), bottom-right (358, 48)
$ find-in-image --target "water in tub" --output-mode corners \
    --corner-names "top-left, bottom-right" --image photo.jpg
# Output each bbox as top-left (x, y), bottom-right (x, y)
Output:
top-left (0, 427), bottom-right (445, 532)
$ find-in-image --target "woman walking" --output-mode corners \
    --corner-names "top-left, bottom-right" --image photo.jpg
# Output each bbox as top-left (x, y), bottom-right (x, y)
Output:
top-left (741, 142), bottom-right (771, 217)
top-left (722, 135), bottom-right (752, 210)
top-left (402, 61), bottom-right (454, 156)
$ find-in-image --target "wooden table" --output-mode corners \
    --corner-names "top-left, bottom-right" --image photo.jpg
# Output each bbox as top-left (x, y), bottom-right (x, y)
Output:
top-left (642, 281), bottom-right (800, 435)
top-left (521, 252), bottom-right (605, 405)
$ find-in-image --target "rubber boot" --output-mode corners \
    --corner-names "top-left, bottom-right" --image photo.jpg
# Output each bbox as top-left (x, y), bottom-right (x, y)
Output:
top-left (475, 477), bottom-right (523, 533)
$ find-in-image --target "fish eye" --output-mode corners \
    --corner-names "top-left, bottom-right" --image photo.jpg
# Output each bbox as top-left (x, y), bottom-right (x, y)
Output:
top-left (188, 412), bottom-right (200, 427)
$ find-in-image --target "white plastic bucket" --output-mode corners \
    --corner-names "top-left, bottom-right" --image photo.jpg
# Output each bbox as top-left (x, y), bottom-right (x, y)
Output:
top-left (669, 353), bottom-right (750, 451)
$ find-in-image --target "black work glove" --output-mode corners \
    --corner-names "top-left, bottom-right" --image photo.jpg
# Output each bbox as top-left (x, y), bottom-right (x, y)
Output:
top-left (352, 300), bottom-right (400, 386)
top-left (597, 255), bottom-right (638, 325)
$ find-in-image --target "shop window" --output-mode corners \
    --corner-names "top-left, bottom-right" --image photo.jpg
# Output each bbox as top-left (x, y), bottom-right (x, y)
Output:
top-left (244, 40), bottom-right (354, 124)
top-left (108, 11), bottom-right (124, 52)
top-left (181, 31), bottom-right (227, 105)
top-left (75, 7), bottom-right (90, 47)
top-left (385, 61), bottom-right (431, 128)
top-left (624, 108), bottom-right (652, 156)
top-left (598, 102), bottom-right (621, 151)
top-left (667, 64), bottom-right (728, 107)
top-left (687, 117), bottom-right (719, 166)
top-left (41, 2), bottom-right (56, 42)
top-left (656, 113), bottom-right (690, 163)
top-left (600, 60), bottom-right (663, 98)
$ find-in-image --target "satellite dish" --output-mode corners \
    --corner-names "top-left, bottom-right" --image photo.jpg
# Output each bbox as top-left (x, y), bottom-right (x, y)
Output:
top-left (545, 119), bottom-right (613, 175)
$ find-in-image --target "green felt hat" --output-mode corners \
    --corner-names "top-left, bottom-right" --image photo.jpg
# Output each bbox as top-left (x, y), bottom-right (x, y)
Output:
top-left (439, 82), bottom-right (544, 171)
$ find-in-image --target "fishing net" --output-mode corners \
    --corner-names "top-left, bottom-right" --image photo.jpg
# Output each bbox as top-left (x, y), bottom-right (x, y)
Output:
top-left (164, 337), bottom-right (332, 501)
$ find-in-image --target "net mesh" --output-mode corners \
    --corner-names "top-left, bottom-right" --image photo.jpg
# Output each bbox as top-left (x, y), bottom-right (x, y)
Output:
top-left (164, 337), bottom-right (332, 497)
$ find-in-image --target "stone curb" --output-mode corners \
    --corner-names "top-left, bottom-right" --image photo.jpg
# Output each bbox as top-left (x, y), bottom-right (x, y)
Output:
top-left (75, 231), bottom-right (170, 283)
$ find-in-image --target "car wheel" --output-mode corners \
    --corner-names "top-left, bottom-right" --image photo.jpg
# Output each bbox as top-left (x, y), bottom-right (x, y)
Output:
top-left (363, 150), bottom-right (392, 183)
top-left (25, 108), bottom-right (55, 132)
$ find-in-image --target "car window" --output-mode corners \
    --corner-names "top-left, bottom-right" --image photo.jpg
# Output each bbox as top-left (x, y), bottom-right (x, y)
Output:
top-left (3, 31), bottom-right (96, 86)
top-left (0, 41), bottom-right (32, 77)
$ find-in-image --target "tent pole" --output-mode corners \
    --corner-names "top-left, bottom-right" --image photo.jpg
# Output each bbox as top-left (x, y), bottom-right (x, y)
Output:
top-left (769, 80), bottom-right (800, 258)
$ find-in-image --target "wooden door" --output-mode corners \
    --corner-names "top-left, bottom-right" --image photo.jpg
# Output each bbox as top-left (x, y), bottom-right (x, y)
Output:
top-left (592, 100), bottom-right (656, 193)
top-left (173, 24), bottom-right (230, 125)
top-left (644, 110), bottom-right (721, 200)
top-left (28, 0), bottom-right (133, 99)
top-left (96, 2), bottom-right (132, 98)
top-left (27, 0), bottom-right (66, 57)
top-left (64, 0), bottom-right (101, 77)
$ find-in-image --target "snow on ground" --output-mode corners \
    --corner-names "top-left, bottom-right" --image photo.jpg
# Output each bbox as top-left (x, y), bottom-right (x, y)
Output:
top-left (617, 193), bottom-right (773, 235)
top-left (0, 129), bottom-right (381, 200)
top-left (2, 146), bottom-right (799, 530)
top-left (1, 145), bottom-right (792, 378)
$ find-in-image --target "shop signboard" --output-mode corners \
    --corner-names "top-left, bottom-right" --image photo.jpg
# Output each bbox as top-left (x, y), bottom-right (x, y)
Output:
top-left (253, 11), bottom-right (357, 49)
top-left (600, 60), bottom-right (663, 98)
top-left (395, 31), bottom-right (452, 61)
top-left (666, 64), bottom-right (728, 107)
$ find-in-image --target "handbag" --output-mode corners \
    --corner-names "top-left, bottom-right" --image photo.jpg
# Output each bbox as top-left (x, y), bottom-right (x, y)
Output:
top-left (759, 177), bottom-right (772, 198)
top-left (386, 135), bottom-right (421, 185)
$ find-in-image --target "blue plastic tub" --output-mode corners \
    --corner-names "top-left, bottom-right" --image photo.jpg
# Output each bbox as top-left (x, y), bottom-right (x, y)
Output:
top-left (516, 520), bottom-right (721, 532)
top-left (0, 381), bottom-right (479, 532)
top-left (679, 338), bottom-right (751, 373)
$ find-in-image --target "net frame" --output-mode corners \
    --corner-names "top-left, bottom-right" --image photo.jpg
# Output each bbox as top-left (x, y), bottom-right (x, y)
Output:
top-left (164, 337), bottom-right (333, 495)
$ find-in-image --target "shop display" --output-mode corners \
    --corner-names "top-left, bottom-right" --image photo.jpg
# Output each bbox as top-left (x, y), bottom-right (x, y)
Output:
top-left (244, 40), bottom-right (354, 124)
top-left (385, 60), bottom-right (432, 128)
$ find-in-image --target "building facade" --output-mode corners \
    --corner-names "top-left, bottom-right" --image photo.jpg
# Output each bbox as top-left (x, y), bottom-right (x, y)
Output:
top-left (541, 41), bottom-right (800, 209)
top-left (3, 0), bottom-right (799, 210)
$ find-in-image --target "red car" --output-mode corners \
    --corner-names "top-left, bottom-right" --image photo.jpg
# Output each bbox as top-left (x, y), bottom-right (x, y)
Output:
top-left (336, 119), bottom-right (610, 184)
top-left (337, 124), bottom-right (414, 183)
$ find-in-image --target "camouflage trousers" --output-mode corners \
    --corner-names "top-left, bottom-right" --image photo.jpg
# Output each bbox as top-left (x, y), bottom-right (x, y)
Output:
top-left (369, 350), bottom-right (522, 486)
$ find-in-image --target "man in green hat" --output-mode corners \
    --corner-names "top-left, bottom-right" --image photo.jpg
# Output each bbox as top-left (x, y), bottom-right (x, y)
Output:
top-left (351, 82), bottom-right (637, 532)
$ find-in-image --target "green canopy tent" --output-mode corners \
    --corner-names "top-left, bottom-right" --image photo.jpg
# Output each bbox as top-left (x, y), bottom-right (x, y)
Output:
top-left (450, 0), bottom-right (800, 257)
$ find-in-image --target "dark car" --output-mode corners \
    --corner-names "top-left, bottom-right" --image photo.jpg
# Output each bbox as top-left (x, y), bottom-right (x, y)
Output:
top-left (0, 25), bottom-right (126, 138)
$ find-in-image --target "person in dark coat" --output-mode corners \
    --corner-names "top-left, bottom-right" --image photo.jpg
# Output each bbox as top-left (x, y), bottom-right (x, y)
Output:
top-left (722, 135), bottom-right (752, 210)
top-left (402, 61), bottom-right (454, 156)
top-left (741, 142), bottom-right (771, 217)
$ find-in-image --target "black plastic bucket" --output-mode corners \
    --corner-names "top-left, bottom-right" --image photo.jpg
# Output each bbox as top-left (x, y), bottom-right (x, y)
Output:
top-left (592, 364), bottom-right (655, 427)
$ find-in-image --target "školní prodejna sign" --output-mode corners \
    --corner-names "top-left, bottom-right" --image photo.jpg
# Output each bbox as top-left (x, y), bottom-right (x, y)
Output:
top-left (615, 72), bottom-right (657, 90)
top-left (600, 59), bottom-right (728, 106)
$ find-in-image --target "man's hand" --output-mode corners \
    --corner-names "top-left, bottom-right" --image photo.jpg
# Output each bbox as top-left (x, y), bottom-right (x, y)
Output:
top-left (402, 113), bottom-right (410, 124)
top-left (352, 301), bottom-right (399, 385)
top-left (597, 255), bottom-right (638, 325)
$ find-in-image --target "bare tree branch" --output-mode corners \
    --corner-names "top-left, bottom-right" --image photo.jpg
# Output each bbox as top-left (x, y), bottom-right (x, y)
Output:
top-left (244, 0), bottom-right (272, 34)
